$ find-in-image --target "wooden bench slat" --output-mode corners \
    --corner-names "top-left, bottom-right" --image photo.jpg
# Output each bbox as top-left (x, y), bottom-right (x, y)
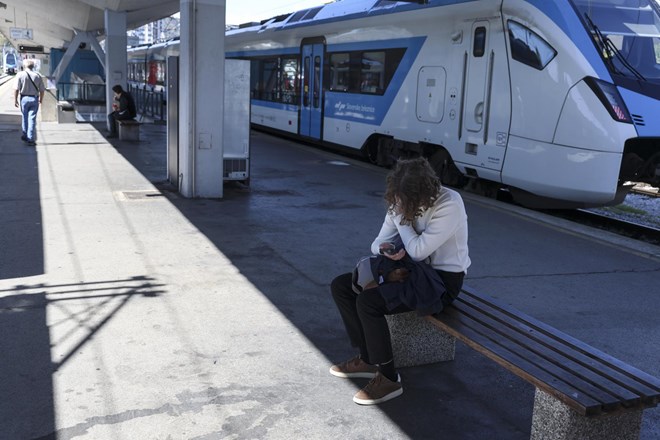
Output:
top-left (460, 287), bottom-right (660, 403)
top-left (453, 297), bottom-right (641, 408)
top-left (427, 310), bottom-right (605, 415)
top-left (457, 293), bottom-right (659, 406)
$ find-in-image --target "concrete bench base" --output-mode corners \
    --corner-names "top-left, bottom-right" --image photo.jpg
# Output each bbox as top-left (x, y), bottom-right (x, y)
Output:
top-left (386, 311), bottom-right (455, 368)
top-left (118, 120), bottom-right (140, 141)
top-left (531, 389), bottom-right (642, 440)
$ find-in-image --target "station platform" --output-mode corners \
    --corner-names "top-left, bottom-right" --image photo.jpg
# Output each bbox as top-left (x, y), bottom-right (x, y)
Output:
top-left (1, 81), bottom-right (659, 440)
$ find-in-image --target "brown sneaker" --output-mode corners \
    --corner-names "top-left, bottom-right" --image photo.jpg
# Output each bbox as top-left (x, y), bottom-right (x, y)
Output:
top-left (353, 372), bottom-right (403, 405)
top-left (329, 356), bottom-right (378, 379)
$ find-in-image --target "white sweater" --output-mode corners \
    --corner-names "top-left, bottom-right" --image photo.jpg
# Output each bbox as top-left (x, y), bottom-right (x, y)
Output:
top-left (370, 187), bottom-right (471, 273)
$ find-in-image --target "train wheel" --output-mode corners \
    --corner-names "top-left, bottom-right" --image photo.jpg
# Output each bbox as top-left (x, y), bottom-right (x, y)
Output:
top-left (428, 149), bottom-right (466, 188)
top-left (365, 137), bottom-right (380, 165)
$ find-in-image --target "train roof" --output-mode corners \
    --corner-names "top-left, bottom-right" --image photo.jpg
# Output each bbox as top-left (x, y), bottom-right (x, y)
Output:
top-left (228, 0), bottom-right (435, 35)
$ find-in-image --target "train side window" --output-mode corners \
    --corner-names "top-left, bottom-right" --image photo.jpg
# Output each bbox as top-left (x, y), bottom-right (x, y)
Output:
top-left (329, 53), bottom-right (351, 92)
top-left (508, 20), bottom-right (557, 70)
top-left (280, 57), bottom-right (299, 104)
top-left (262, 58), bottom-right (279, 102)
top-left (156, 62), bottom-right (166, 86)
top-left (360, 51), bottom-right (385, 94)
top-left (250, 60), bottom-right (261, 99)
top-left (303, 56), bottom-right (311, 107)
top-left (473, 27), bottom-right (487, 57)
top-left (327, 48), bottom-right (405, 95)
top-left (361, 48), bottom-right (405, 95)
top-left (313, 56), bottom-right (321, 108)
top-left (251, 58), bottom-right (280, 102)
top-left (135, 64), bottom-right (143, 82)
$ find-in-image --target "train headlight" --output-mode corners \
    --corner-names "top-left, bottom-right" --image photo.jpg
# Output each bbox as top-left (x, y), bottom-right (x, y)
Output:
top-left (584, 77), bottom-right (632, 124)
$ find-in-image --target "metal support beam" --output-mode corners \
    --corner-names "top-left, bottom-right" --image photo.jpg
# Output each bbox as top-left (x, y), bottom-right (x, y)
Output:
top-left (52, 31), bottom-right (105, 84)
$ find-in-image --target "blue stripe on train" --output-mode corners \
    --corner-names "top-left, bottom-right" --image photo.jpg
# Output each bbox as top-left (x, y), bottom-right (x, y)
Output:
top-left (240, 36), bottom-right (427, 127)
top-left (324, 37), bottom-right (426, 126)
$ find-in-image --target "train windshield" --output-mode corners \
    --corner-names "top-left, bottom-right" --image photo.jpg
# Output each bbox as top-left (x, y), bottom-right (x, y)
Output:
top-left (572, 0), bottom-right (660, 82)
top-left (6, 53), bottom-right (16, 64)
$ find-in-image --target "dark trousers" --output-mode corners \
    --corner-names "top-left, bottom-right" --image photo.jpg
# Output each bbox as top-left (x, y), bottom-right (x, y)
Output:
top-left (330, 270), bottom-right (464, 365)
top-left (107, 111), bottom-right (134, 135)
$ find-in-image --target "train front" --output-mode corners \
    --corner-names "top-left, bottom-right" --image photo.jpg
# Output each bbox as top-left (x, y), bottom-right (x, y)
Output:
top-left (571, 0), bottom-right (660, 192)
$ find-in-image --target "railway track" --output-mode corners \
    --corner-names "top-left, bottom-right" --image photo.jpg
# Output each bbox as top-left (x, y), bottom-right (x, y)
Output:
top-left (0, 74), bottom-right (15, 87)
top-left (546, 208), bottom-right (660, 246)
top-left (630, 185), bottom-right (660, 198)
top-left (462, 182), bottom-right (660, 246)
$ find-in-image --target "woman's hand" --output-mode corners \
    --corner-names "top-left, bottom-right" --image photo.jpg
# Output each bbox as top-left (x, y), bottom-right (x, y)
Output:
top-left (384, 249), bottom-right (406, 261)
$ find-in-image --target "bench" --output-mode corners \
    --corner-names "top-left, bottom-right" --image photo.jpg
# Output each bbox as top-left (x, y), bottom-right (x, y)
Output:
top-left (386, 286), bottom-right (660, 440)
top-left (117, 119), bottom-right (140, 141)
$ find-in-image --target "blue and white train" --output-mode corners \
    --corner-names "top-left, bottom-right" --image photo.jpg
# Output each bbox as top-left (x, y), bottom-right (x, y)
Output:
top-left (129, 0), bottom-right (660, 208)
top-left (3, 51), bottom-right (18, 74)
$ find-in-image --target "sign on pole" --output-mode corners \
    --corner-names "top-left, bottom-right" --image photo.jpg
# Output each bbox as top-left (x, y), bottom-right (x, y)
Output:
top-left (10, 28), bottom-right (33, 40)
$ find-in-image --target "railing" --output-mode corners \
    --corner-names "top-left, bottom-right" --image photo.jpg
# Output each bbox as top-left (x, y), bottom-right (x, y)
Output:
top-left (56, 82), bottom-right (106, 103)
top-left (128, 84), bottom-right (166, 122)
top-left (54, 83), bottom-right (166, 121)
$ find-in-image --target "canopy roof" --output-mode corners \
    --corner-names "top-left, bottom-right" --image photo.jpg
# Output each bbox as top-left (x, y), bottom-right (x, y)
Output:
top-left (0, 0), bottom-right (179, 53)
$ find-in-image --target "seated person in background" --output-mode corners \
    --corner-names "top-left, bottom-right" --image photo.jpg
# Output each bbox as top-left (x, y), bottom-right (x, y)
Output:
top-left (107, 85), bottom-right (137, 138)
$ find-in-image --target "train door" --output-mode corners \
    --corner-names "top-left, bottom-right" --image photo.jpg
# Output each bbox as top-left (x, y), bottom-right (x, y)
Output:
top-left (460, 19), bottom-right (510, 173)
top-left (463, 22), bottom-right (490, 134)
top-left (300, 40), bottom-right (325, 140)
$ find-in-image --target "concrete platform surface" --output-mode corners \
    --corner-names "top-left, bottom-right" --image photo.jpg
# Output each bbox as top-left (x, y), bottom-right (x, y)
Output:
top-left (1, 81), bottom-right (659, 440)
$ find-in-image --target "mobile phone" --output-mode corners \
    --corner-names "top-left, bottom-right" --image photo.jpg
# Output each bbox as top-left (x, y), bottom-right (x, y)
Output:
top-left (379, 242), bottom-right (396, 255)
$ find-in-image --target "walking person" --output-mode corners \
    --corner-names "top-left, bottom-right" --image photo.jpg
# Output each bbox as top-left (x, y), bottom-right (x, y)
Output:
top-left (13, 60), bottom-right (45, 146)
top-left (106, 84), bottom-right (137, 138)
top-left (329, 157), bottom-right (471, 405)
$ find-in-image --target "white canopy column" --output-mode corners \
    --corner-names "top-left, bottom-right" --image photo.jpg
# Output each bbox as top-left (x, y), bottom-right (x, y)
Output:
top-left (178, 0), bottom-right (225, 198)
top-left (104, 9), bottom-right (128, 131)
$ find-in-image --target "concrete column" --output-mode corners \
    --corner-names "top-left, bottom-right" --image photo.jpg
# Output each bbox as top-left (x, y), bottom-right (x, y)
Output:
top-left (179, 0), bottom-right (225, 198)
top-left (104, 9), bottom-right (127, 132)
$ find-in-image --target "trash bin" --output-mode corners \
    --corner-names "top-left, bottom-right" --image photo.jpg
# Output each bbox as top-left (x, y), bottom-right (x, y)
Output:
top-left (57, 101), bottom-right (76, 124)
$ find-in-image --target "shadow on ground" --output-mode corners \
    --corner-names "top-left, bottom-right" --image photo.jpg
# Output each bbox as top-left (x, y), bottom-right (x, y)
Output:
top-left (99, 125), bottom-right (532, 439)
top-left (0, 277), bottom-right (165, 439)
top-left (0, 114), bottom-right (44, 280)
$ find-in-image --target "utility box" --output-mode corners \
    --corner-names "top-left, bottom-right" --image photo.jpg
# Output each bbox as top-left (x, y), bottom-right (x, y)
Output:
top-left (223, 59), bottom-right (251, 184)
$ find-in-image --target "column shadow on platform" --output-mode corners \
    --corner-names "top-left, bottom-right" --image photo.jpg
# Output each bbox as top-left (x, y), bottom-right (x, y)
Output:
top-left (0, 114), bottom-right (44, 280)
top-left (102, 127), bottom-right (532, 438)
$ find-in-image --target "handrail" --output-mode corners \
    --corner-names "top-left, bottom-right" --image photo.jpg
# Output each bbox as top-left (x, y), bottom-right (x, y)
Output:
top-left (56, 82), bottom-right (105, 103)
top-left (128, 84), bottom-right (166, 121)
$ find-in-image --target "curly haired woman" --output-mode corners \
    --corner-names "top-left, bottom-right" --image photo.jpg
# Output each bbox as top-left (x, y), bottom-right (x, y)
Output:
top-left (329, 156), bottom-right (471, 405)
